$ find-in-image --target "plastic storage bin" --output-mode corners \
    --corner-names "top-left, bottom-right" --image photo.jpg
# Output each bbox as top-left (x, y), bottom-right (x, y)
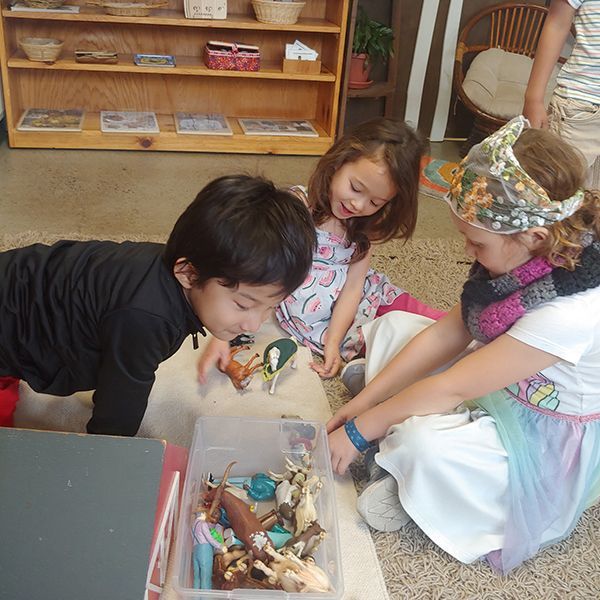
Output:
top-left (172, 415), bottom-right (343, 599)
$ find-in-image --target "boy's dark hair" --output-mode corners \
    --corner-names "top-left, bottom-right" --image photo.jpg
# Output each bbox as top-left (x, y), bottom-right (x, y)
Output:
top-left (164, 175), bottom-right (316, 294)
top-left (308, 117), bottom-right (428, 261)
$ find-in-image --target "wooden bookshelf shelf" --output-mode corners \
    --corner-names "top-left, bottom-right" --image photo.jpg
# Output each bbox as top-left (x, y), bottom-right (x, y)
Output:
top-left (0, 0), bottom-right (349, 154)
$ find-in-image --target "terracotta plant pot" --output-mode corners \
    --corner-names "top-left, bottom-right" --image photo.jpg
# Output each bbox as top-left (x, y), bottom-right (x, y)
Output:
top-left (348, 53), bottom-right (373, 89)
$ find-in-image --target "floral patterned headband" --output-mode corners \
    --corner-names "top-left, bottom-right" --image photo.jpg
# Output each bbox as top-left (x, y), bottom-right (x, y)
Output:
top-left (445, 115), bottom-right (584, 234)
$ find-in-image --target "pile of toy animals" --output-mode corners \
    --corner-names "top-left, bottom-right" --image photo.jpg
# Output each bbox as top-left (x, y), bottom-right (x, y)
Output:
top-left (189, 454), bottom-right (334, 593)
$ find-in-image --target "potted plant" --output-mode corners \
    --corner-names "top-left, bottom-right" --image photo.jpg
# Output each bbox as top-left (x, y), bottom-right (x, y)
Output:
top-left (349, 5), bottom-right (394, 89)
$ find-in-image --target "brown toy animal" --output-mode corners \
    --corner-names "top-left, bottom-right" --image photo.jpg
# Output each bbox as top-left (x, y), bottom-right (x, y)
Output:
top-left (221, 346), bottom-right (263, 390)
top-left (206, 461), bottom-right (271, 561)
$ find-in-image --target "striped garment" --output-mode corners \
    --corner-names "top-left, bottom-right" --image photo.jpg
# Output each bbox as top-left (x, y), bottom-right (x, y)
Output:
top-left (555, 0), bottom-right (600, 103)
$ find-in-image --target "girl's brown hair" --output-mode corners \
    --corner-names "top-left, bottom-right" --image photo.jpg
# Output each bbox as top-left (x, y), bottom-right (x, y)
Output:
top-left (308, 117), bottom-right (427, 261)
top-left (513, 128), bottom-right (600, 270)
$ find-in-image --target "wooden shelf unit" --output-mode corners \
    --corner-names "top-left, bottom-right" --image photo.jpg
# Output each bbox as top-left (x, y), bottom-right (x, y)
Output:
top-left (0, 0), bottom-right (350, 154)
top-left (337, 0), bottom-right (400, 135)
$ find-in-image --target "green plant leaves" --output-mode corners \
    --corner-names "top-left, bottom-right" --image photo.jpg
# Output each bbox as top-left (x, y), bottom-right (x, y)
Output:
top-left (352, 5), bottom-right (394, 66)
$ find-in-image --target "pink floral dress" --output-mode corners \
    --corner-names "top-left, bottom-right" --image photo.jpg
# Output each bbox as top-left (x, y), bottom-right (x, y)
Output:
top-left (275, 227), bottom-right (403, 361)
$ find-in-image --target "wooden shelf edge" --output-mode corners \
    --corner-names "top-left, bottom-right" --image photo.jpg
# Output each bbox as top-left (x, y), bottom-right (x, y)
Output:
top-left (347, 81), bottom-right (396, 98)
top-left (9, 129), bottom-right (333, 154)
top-left (7, 54), bottom-right (337, 81)
top-left (2, 9), bottom-right (341, 32)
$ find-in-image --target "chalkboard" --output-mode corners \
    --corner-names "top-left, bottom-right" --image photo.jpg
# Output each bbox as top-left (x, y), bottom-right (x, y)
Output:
top-left (0, 428), bottom-right (166, 600)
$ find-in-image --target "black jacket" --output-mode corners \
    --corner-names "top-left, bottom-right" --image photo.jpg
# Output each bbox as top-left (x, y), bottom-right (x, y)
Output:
top-left (0, 241), bottom-right (205, 435)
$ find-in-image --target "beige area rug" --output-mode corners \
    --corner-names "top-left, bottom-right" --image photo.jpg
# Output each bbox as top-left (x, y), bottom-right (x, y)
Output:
top-left (5, 232), bottom-right (600, 598)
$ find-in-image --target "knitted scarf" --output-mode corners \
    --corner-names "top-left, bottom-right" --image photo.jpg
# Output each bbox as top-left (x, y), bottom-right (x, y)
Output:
top-left (461, 241), bottom-right (600, 343)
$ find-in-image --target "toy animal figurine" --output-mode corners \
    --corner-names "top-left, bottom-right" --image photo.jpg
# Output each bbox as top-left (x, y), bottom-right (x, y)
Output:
top-left (262, 338), bottom-right (298, 394)
top-left (205, 462), bottom-right (272, 561)
top-left (255, 546), bottom-right (333, 594)
top-left (221, 345), bottom-right (263, 391)
top-left (274, 479), bottom-right (298, 529)
top-left (293, 485), bottom-right (318, 536)
top-left (284, 521), bottom-right (326, 558)
top-left (243, 472), bottom-right (277, 501)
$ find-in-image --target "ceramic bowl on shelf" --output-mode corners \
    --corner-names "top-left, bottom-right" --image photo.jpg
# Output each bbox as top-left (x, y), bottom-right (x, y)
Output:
top-left (19, 37), bottom-right (64, 63)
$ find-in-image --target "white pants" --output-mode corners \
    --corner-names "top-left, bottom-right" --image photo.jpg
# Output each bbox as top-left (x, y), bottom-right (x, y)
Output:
top-left (362, 312), bottom-right (509, 563)
top-left (548, 95), bottom-right (600, 189)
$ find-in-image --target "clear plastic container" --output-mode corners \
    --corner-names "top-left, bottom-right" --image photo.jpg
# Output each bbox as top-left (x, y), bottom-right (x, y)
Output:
top-left (172, 416), bottom-right (343, 600)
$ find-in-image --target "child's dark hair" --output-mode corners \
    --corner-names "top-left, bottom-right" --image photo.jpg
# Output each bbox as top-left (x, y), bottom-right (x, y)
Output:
top-left (164, 174), bottom-right (316, 294)
top-left (514, 129), bottom-right (600, 269)
top-left (308, 117), bottom-right (427, 260)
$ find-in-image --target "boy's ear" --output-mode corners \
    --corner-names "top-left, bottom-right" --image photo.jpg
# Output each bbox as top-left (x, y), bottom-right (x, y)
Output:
top-left (173, 258), bottom-right (197, 290)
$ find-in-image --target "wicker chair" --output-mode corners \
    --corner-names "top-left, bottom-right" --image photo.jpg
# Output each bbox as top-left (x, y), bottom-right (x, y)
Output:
top-left (454, 3), bottom-right (570, 152)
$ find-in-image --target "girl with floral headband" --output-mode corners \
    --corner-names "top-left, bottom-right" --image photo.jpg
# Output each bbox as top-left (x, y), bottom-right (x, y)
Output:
top-left (327, 115), bottom-right (600, 574)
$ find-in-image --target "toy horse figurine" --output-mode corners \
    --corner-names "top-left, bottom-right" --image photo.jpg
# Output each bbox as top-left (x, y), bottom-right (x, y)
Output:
top-left (222, 345), bottom-right (263, 391)
top-left (262, 338), bottom-right (298, 395)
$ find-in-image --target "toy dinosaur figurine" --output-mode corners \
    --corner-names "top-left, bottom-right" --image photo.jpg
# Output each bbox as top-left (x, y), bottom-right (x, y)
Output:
top-left (205, 462), bottom-right (272, 561)
top-left (222, 345), bottom-right (263, 391)
top-left (262, 338), bottom-right (298, 395)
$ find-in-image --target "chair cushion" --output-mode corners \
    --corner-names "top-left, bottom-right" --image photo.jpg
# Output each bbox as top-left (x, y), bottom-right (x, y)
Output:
top-left (462, 48), bottom-right (560, 119)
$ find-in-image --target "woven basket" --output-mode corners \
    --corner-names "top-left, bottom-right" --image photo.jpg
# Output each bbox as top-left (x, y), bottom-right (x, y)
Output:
top-left (87, 0), bottom-right (167, 16)
top-left (251, 0), bottom-right (305, 25)
top-left (19, 37), bottom-right (63, 63)
top-left (22, 0), bottom-right (65, 8)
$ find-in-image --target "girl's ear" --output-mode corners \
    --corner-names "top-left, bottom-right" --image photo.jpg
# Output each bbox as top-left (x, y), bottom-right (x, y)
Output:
top-left (173, 258), bottom-right (197, 290)
top-left (523, 227), bottom-right (550, 250)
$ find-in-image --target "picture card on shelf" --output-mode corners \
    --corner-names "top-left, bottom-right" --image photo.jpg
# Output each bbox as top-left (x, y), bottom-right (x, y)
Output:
top-left (100, 111), bottom-right (160, 133)
top-left (174, 113), bottom-right (232, 135)
top-left (75, 50), bottom-right (118, 64)
top-left (238, 118), bottom-right (318, 137)
top-left (17, 108), bottom-right (84, 132)
top-left (10, 2), bottom-right (80, 12)
top-left (134, 54), bottom-right (176, 68)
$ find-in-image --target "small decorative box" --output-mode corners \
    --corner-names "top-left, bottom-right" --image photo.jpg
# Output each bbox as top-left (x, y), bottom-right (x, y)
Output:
top-left (184, 0), bottom-right (227, 19)
top-left (203, 40), bottom-right (260, 72)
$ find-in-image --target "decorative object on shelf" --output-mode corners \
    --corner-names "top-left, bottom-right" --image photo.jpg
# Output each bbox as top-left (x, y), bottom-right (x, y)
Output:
top-left (100, 110), bottom-right (160, 133)
top-left (183, 0), bottom-right (226, 19)
top-left (348, 5), bottom-right (393, 89)
top-left (19, 37), bottom-right (63, 63)
top-left (17, 108), bottom-right (84, 132)
top-left (282, 58), bottom-right (321, 74)
top-left (283, 39), bottom-right (320, 73)
top-left (204, 41), bottom-right (260, 72)
top-left (174, 113), bottom-right (233, 135)
top-left (251, 0), bottom-right (305, 25)
top-left (22, 0), bottom-right (64, 8)
top-left (238, 118), bottom-right (318, 137)
top-left (134, 53), bottom-right (176, 67)
top-left (11, 2), bottom-right (80, 11)
top-left (86, 0), bottom-right (167, 16)
top-left (75, 49), bottom-right (118, 64)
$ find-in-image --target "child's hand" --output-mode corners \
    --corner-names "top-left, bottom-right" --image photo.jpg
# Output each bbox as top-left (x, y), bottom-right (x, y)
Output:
top-left (310, 345), bottom-right (341, 379)
top-left (197, 338), bottom-right (231, 384)
top-left (326, 402), bottom-right (356, 433)
top-left (328, 426), bottom-right (359, 475)
top-left (523, 98), bottom-right (549, 129)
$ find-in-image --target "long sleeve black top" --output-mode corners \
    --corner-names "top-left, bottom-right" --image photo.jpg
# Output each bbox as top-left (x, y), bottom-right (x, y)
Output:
top-left (0, 240), bottom-right (205, 435)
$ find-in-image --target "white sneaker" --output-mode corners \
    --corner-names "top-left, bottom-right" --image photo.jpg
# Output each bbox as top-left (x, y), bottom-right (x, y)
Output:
top-left (357, 475), bottom-right (411, 532)
top-left (340, 358), bottom-right (366, 396)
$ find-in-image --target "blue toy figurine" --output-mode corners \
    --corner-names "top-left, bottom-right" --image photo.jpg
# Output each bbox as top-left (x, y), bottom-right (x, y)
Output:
top-left (262, 338), bottom-right (298, 395)
top-left (191, 510), bottom-right (227, 590)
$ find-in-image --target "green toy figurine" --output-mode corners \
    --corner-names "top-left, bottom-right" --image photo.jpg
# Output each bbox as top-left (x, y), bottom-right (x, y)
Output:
top-left (262, 338), bottom-right (298, 395)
